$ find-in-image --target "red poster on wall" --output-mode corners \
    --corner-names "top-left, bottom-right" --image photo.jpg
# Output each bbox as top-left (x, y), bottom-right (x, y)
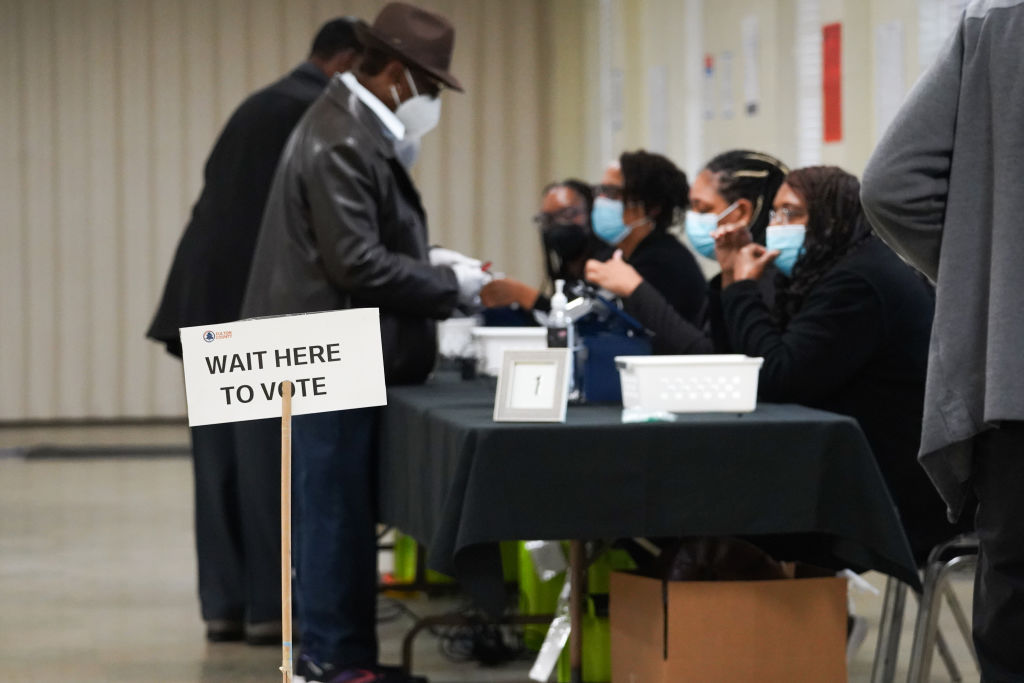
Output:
top-left (823, 23), bottom-right (842, 143)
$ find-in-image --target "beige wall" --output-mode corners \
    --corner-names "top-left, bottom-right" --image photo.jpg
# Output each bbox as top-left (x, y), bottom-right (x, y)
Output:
top-left (0, 0), bottom-right (956, 420)
top-left (0, 0), bottom-right (589, 420)
top-left (596, 0), bottom-right (940, 179)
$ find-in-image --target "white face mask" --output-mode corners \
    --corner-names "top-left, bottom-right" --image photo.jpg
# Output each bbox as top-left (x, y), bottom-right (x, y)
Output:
top-left (390, 68), bottom-right (442, 140)
top-left (394, 137), bottom-right (421, 169)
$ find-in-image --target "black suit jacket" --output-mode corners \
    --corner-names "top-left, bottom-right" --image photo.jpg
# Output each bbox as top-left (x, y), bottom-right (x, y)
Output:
top-left (147, 62), bottom-right (330, 356)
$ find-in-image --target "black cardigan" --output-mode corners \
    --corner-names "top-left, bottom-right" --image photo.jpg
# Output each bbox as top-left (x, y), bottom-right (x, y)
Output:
top-left (621, 231), bottom-right (708, 351)
top-left (629, 238), bottom-right (967, 560)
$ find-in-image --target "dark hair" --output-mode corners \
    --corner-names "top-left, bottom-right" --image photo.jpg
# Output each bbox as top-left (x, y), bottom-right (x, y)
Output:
top-left (704, 150), bottom-right (789, 243)
top-left (620, 150), bottom-right (689, 233)
top-left (543, 178), bottom-right (595, 217)
top-left (357, 47), bottom-right (393, 77)
top-left (309, 17), bottom-right (362, 60)
top-left (773, 166), bottom-right (874, 324)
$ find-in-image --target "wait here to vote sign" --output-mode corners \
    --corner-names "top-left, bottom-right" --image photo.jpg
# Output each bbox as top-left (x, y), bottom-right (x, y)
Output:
top-left (179, 308), bottom-right (387, 427)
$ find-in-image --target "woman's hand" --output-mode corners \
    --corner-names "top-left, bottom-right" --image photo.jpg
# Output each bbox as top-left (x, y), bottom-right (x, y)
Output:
top-left (732, 243), bottom-right (780, 283)
top-left (712, 221), bottom-right (752, 286)
top-left (585, 250), bottom-right (644, 297)
top-left (480, 278), bottom-right (539, 309)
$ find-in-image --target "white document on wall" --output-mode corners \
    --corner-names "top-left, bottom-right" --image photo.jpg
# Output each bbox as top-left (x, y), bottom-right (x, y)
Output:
top-left (702, 53), bottom-right (716, 120)
top-left (719, 51), bottom-right (734, 119)
top-left (647, 64), bottom-right (669, 153)
top-left (918, 0), bottom-right (968, 70)
top-left (610, 68), bottom-right (624, 134)
top-left (795, 0), bottom-right (823, 167)
top-left (741, 14), bottom-right (760, 115)
top-left (179, 308), bottom-right (387, 426)
top-left (874, 20), bottom-right (906, 142)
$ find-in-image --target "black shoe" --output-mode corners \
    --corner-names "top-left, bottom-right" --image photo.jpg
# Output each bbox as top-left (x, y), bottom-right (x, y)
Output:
top-left (245, 620), bottom-right (282, 646)
top-left (205, 619), bottom-right (245, 643)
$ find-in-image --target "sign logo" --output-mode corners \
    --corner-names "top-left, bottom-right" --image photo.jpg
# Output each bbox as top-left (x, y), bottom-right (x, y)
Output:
top-left (202, 330), bottom-right (232, 342)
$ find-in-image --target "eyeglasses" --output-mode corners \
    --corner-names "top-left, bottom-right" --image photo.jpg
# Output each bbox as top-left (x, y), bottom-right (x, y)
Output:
top-left (533, 206), bottom-right (586, 227)
top-left (594, 184), bottom-right (623, 201)
top-left (769, 206), bottom-right (808, 224)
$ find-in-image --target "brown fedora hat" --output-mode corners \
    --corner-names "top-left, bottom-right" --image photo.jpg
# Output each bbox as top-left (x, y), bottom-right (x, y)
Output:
top-left (355, 2), bottom-right (463, 92)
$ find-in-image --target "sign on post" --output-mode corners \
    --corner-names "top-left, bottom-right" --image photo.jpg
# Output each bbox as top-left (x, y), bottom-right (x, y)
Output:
top-left (179, 307), bottom-right (386, 682)
top-left (179, 308), bottom-right (387, 426)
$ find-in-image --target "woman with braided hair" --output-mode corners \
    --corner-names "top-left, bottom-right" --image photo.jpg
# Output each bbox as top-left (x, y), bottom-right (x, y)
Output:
top-left (587, 149), bottom-right (789, 353)
top-left (723, 165), bottom-right (968, 560)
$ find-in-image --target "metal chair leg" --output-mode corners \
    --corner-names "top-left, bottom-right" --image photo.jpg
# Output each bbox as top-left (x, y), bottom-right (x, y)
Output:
top-left (907, 561), bottom-right (945, 683)
top-left (907, 554), bottom-right (979, 683)
top-left (871, 577), bottom-right (907, 683)
top-left (934, 629), bottom-right (962, 682)
top-left (943, 574), bottom-right (978, 666)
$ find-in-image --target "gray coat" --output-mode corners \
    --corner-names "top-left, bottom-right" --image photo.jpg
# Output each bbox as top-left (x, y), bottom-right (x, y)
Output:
top-left (861, 0), bottom-right (1024, 519)
top-left (242, 75), bottom-right (459, 385)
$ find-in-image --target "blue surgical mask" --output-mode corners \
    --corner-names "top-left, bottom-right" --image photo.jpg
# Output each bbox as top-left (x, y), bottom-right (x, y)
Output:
top-left (591, 197), bottom-right (633, 245)
top-left (766, 224), bottom-right (806, 277)
top-left (684, 201), bottom-right (740, 258)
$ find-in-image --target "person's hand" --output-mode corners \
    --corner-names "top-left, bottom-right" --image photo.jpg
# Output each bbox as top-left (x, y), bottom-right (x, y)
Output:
top-left (480, 278), bottom-right (540, 309)
top-left (430, 246), bottom-right (481, 269)
top-left (584, 250), bottom-right (644, 297)
top-left (731, 243), bottom-right (779, 283)
top-left (712, 221), bottom-right (752, 279)
top-left (451, 262), bottom-right (491, 304)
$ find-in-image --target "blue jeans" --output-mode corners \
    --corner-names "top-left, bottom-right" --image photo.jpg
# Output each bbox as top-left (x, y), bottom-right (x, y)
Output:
top-left (293, 407), bottom-right (380, 668)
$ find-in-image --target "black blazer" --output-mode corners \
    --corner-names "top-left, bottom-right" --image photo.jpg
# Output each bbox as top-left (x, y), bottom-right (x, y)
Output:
top-left (147, 62), bottom-right (331, 356)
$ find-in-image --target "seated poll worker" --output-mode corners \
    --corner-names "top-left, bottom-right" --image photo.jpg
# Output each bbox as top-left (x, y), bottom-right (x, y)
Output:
top-left (597, 165), bottom-right (967, 560)
top-left (586, 149), bottom-right (788, 353)
top-left (590, 150), bottom-right (707, 327)
top-left (479, 179), bottom-right (605, 315)
top-left (240, 4), bottom-right (486, 682)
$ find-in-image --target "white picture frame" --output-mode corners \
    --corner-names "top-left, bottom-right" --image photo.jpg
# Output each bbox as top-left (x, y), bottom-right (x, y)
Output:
top-left (493, 349), bottom-right (571, 423)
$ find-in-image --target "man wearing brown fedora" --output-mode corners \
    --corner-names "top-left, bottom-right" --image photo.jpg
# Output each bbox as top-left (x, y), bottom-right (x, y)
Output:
top-left (242, 3), bottom-right (482, 682)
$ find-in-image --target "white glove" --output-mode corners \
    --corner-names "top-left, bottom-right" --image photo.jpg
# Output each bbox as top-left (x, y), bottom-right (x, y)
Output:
top-left (429, 246), bottom-right (482, 269)
top-left (451, 262), bottom-right (492, 304)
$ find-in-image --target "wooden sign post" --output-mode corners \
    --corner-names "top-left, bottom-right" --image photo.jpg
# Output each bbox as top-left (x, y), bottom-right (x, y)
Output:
top-left (178, 309), bottom-right (387, 682)
top-left (280, 381), bottom-right (293, 683)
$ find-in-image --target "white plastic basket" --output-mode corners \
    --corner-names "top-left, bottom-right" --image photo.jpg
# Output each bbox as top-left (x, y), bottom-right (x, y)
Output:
top-left (615, 355), bottom-right (764, 413)
top-left (471, 327), bottom-right (548, 376)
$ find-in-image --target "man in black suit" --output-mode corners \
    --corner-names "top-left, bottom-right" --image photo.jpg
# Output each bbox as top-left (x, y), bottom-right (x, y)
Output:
top-left (147, 17), bottom-right (362, 645)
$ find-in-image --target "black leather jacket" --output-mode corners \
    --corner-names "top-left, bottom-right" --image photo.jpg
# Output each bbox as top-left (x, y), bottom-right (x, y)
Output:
top-left (242, 75), bottom-right (459, 384)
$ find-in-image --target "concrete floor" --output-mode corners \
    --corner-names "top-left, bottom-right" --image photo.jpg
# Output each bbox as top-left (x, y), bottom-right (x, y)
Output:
top-left (0, 426), bottom-right (980, 682)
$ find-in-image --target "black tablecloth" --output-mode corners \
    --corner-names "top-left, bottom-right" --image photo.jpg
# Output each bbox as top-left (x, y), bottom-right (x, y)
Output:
top-left (378, 373), bottom-right (919, 615)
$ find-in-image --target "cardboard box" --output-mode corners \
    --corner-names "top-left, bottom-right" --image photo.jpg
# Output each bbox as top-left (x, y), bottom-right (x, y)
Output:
top-left (610, 572), bottom-right (847, 682)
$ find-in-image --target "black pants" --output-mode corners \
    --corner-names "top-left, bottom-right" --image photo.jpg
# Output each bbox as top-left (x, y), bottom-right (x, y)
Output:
top-left (191, 418), bottom-right (281, 624)
top-left (972, 421), bottom-right (1024, 682)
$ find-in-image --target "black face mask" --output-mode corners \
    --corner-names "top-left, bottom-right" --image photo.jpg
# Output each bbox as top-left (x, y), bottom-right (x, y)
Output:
top-left (541, 222), bottom-right (590, 282)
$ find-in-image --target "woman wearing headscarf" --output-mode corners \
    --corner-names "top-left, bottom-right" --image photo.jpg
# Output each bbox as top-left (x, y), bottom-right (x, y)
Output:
top-left (605, 165), bottom-right (966, 559)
